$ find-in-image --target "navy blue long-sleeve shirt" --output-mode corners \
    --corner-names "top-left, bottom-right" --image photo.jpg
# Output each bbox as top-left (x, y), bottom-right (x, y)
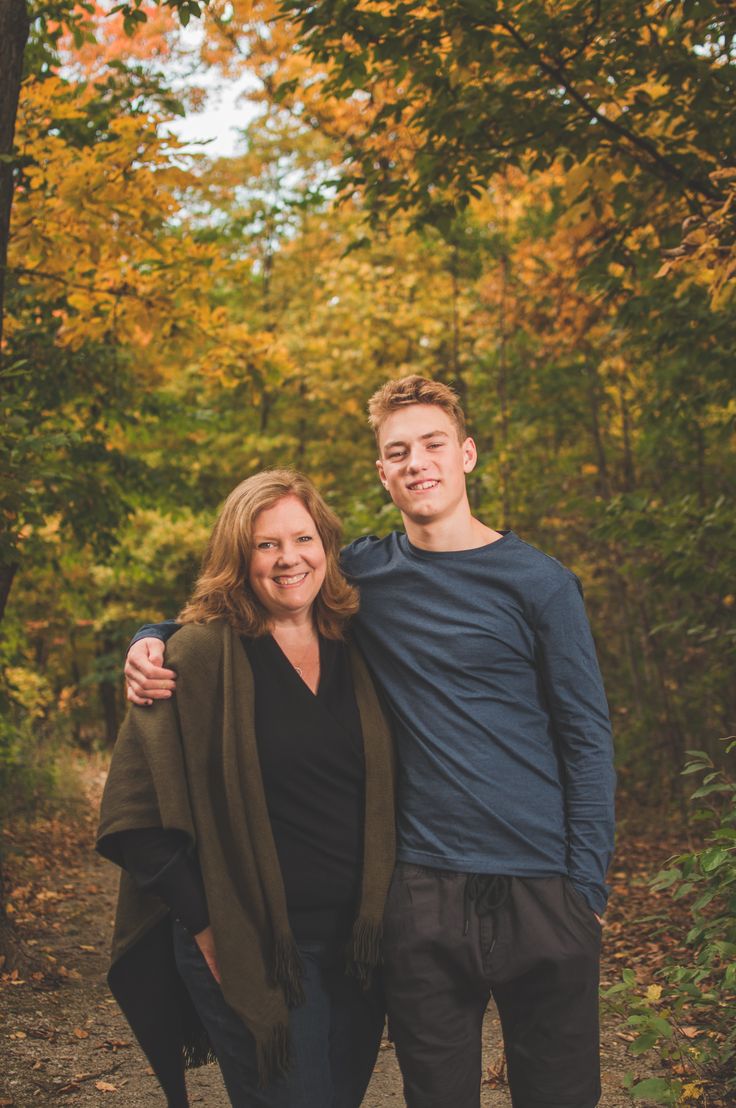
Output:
top-left (342, 531), bottom-right (615, 914)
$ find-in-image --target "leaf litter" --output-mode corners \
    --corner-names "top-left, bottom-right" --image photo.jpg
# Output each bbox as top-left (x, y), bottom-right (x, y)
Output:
top-left (0, 760), bottom-right (702, 1105)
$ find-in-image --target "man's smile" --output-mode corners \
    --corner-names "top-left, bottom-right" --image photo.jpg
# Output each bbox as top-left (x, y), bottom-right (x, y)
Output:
top-left (407, 479), bottom-right (439, 491)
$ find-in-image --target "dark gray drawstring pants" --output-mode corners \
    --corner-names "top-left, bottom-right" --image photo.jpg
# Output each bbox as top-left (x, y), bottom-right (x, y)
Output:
top-left (383, 865), bottom-right (602, 1108)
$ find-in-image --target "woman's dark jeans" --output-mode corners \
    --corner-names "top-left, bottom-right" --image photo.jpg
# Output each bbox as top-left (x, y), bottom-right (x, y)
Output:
top-left (173, 921), bottom-right (385, 1107)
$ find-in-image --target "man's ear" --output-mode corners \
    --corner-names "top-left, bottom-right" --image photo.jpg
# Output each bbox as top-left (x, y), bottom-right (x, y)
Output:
top-left (376, 457), bottom-right (389, 489)
top-left (462, 437), bottom-right (478, 473)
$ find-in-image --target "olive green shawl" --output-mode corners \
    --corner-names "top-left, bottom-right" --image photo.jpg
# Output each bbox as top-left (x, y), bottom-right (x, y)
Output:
top-left (97, 621), bottom-right (395, 1095)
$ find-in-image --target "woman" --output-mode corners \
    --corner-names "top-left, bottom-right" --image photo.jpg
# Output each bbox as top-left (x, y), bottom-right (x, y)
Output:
top-left (97, 470), bottom-right (396, 1108)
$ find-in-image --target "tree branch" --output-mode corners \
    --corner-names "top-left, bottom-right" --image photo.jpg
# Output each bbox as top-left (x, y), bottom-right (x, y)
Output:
top-left (496, 17), bottom-right (720, 204)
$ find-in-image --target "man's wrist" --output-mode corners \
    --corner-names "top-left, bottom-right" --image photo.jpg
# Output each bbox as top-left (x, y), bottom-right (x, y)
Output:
top-left (129, 619), bottom-right (180, 650)
top-left (570, 878), bottom-right (608, 918)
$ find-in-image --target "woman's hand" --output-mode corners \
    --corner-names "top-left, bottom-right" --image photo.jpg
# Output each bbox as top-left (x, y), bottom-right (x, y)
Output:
top-left (194, 925), bottom-right (221, 984)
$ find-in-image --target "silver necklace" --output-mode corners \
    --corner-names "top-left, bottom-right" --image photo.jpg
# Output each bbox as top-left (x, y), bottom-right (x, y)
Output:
top-left (280, 636), bottom-right (317, 677)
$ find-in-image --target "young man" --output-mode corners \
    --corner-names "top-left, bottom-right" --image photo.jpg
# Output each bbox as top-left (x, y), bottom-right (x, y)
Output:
top-left (125, 376), bottom-right (615, 1108)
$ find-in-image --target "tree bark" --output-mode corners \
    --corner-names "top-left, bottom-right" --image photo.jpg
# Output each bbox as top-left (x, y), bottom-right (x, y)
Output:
top-left (584, 359), bottom-right (612, 500)
top-left (98, 638), bottom-right (120, 746)
top-left (0, 561), bottom-right (18, 624)
top-left (496, 243), bottom-right (512, 530)
top-left (0, 30), bottom-right (25, 938)
top-left (0, 0), bottom-right (30, 357)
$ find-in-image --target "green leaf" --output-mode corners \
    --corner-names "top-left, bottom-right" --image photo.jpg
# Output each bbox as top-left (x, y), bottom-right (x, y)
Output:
top-left (649, 1015), bottom-right (674, 1039)
top-left (700, 847), bottom-right (730, 872)
top-left (631, 1030), bottom-right (661, 1054)
top-left (651, 868), bottom-right (681, 890)
top-left (690, 783), bottom-right (731, 799)
top-left (628, 1077), bottom-right (680, 1103)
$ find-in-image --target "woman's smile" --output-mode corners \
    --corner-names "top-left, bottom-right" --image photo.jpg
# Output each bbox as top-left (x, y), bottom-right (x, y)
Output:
top-left (272, 572), bottom-right (309, 587)
top-left (249, 495), bottom-right (327, 621)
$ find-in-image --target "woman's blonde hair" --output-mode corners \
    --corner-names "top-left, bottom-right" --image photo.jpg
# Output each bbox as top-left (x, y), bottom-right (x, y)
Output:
top-left (179, 469), bottom-right (358, 639)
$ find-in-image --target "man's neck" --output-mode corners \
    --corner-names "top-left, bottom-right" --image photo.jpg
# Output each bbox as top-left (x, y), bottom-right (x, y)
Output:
top-left (403, 507), bottom-right (503, 553)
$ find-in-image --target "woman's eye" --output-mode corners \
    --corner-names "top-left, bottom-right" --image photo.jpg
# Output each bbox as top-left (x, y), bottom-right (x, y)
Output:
top-left (297, 535), bottom-right (313, 543)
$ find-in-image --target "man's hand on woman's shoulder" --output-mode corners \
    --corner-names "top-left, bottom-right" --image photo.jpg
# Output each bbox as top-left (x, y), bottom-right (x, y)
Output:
top-left (125, 637), bottom-right (177, 705)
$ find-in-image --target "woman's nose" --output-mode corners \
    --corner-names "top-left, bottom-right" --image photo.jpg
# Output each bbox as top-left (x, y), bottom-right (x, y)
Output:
top-left (276, 545), bottom-right (299, 565)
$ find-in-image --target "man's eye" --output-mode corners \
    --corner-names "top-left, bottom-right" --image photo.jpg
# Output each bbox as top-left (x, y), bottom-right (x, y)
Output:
top-left (387, 452), bottom-right (405, 460)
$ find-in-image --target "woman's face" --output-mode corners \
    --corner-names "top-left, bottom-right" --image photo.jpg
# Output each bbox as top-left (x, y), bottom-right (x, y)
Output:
top-left (248, 495), bottom-right (327, 624)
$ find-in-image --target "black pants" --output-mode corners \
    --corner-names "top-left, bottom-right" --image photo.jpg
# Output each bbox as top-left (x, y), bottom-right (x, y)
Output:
top-left (383, 866), bottom-right (602, 1108)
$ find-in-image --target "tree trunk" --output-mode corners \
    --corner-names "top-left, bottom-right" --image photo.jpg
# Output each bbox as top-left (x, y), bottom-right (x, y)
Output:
top-left (619, 387), bottom-right (636, 493)
top-left (0, 561), bottom-right (18, 624)
top-left (584, 360), bottom-right (612, 500)
top-left (98, 638), bottom-right (119, 746)
top-left (496, 246), bottom-right (512, 529)
top-left (0, 566), bottom-right (30, 970)
top-left (0, 0), bottom-right (30, 357)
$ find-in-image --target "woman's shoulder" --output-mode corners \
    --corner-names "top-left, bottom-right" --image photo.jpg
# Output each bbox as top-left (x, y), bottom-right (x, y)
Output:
top-left (166, 620), bottom-right (231, 672)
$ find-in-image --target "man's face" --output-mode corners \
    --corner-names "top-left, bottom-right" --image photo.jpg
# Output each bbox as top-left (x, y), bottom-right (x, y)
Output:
top-left (376, 404), bottom-right (477, 526)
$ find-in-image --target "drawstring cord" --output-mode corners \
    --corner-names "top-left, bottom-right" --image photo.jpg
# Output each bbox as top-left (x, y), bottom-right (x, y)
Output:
top-left (463, 874), bottom-right (511, 945)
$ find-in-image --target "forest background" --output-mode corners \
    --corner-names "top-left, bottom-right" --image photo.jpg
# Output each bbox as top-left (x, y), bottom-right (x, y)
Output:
top-left (0, 1), bottom-right (734, 1102)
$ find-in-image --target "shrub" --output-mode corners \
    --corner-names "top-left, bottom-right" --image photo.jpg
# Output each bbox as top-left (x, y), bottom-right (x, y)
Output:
top-left (605, 741), bottom-right (736, 1105)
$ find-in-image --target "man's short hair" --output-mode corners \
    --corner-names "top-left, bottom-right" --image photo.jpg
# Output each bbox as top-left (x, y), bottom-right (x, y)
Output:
top-left (367, 375), bottom-right (467, 445)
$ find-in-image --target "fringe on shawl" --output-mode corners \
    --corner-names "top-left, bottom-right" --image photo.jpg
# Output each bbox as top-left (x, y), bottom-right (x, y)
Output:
top-left (272, 932), bottom-right (306, 1008)
top-left (181, 996), bottom-right (217, 1071)
top-left (345, 916), bottom-right (383, 987)
top-left (258, 921), bottom-right (380, 1085)
top-left (182, 1033), bottom-right (217, 1071)
top-left (256, 1022), bottom-right (290, 1088)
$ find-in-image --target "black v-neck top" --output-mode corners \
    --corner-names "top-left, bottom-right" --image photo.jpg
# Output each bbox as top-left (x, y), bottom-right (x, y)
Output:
top-left (241, 634), bottom-right (365, 940)
top-left (118, 634), bottom-right (366, 943)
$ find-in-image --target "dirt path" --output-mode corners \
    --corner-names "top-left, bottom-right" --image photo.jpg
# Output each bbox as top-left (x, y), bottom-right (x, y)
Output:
top-left (1, 762), bottom-right (670, 1106)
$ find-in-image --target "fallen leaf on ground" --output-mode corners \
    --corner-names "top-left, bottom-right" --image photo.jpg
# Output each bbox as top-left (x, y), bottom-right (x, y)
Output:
top-left (98, 1039), bottom-right (131, 1051)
